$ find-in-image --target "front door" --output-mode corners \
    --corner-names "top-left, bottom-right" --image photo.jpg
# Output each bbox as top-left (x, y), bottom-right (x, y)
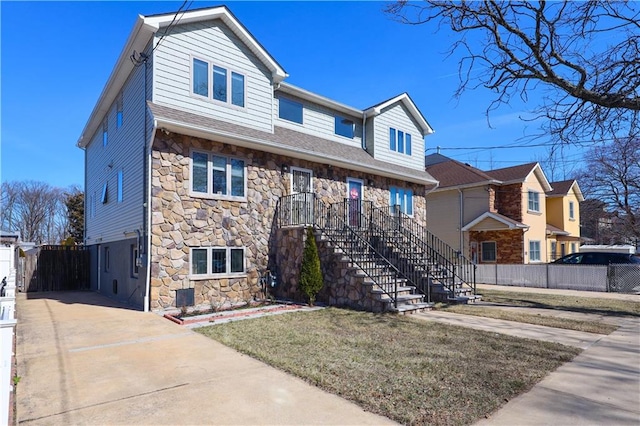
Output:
top-left (291, 167), bottom-right (313, 225)
top-left (347, 178), bottom-right (363, 227)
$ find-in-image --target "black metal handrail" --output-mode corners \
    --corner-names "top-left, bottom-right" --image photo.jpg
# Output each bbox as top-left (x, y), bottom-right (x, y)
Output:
top-left (372, 204), bottom-right (476, 296)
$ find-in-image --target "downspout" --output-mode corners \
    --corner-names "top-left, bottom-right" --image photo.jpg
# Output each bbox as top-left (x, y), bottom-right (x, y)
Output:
top-left (144, 123), bottom-right (156, 312)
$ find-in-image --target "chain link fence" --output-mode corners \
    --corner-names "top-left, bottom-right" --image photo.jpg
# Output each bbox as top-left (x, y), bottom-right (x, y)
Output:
top-left (477, 264), bottom-right (640, 293)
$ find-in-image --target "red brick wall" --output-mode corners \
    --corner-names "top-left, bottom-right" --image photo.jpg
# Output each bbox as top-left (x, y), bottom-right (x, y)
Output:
top-left (495, 183), bottom-right (523, 222)
top-left (470, 229), bottom-right (524, 264)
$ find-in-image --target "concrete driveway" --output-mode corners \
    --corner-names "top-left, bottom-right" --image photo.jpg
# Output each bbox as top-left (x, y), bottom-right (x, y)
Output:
top-left (15, 291), bottom-right (394, 425)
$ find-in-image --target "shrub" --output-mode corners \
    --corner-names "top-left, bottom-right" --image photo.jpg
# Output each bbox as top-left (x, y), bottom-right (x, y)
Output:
top-left (299, 227), bottom-right (323, 306)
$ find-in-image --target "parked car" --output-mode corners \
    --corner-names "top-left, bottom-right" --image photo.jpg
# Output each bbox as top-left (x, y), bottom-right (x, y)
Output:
top-left (552, 252), bottom-right (640, 265)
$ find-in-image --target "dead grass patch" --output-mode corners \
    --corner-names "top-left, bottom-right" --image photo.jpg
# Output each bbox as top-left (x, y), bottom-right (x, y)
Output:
top-left (197, 308), bottom-right (578, 425)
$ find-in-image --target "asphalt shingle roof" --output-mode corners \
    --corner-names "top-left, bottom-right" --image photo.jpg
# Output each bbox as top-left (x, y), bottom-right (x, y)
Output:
top-left (547, 180), bottom-right (575, 196)
top-left (425, 154), bottom-right (497, 188)
top-left (486, 162), bottom-right (538, 182)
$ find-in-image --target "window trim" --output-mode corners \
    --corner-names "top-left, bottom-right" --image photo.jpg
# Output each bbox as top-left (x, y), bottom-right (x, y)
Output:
top-left (334, 115), bottom-right (355, 139)
top-left (389, 128), bottom-right (412, 156)
top-left (102, 119), bottom-right (108, 147)
top-left (116, 94), bottom-right (123, 129)
top-left (101, 183), bottom-right (108, 204)
top-left (527, 190), bottom-right (540, 213)
top-left (529, 240), bottom-right (542, 262)
top-left (190, 55), bottom-right (246, 109)
top-left (189, 246), bottom-right (247, 280)
top-left (481, 241), bottom-right (497, 263)
top-left (189, 149), bottom-right (248, 201)
top-left (569, 200), bottom-right (575, 220)
top-left (290, 166), bottom-right (314, 194)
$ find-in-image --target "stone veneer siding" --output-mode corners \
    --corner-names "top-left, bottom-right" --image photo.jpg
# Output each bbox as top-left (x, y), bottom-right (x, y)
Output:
top-left (495, 183), bottom-right (523, 222)
top-left (150, 131), bottom-right (428, 309)
top-left (469, 229), bottom-right (524, 264)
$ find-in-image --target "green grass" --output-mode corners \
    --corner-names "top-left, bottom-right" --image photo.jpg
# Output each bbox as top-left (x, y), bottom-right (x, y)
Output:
top-left (440, 304), bottom-right (618, 334)
top-left (478, 289), bottom-right (640, 317)
top-left (197, 308), bottom-right (579, 426)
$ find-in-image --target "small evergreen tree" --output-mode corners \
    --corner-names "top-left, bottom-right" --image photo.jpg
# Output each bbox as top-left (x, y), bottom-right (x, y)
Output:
top-left (299, 227), bottom-right (323, 306)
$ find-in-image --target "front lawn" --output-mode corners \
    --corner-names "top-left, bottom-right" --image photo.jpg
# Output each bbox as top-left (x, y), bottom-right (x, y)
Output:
top-left (197, 308), bottom-right (579, 426)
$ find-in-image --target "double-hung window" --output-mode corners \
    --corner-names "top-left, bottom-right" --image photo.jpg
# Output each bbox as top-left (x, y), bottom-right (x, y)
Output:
top-left (481, 242), bottom-right (497, 262)
top-left (192, 58), bottom-right (245, 107)
top-left (191, 151), bottom-right (246, 199)
top-left (389, 186), bottom-right (413, 216)
top-left (529, 241), bottom-right (541, 262)
top-left (389, 128), bottom-right (412, 155)
top-left (190, 247), bottom-right (245, 278)
top-left (569, 201), bottom-right (575, 220)
top-left (528, 191), bottom-right (540, 212)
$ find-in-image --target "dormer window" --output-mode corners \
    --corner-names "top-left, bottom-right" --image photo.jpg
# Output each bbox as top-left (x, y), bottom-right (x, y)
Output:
top-left (389, 128), bottom-right (412, 155)
top-left (192, 57), bottom-right (245, 107)
top-left (528, 191), bottom-right (540, 212)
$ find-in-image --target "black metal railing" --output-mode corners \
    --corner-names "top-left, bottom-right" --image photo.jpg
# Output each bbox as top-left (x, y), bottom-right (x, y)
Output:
top-left (276, 194), bottom-right (476, 303)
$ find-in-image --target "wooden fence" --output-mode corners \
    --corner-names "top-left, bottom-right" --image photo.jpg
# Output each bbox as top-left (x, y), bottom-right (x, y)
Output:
top-left (22, 245), bottom-right (90, 292)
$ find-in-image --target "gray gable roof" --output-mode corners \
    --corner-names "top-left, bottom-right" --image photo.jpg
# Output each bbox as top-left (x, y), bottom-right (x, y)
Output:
top-left (147, 102), bottom-right (438, 186)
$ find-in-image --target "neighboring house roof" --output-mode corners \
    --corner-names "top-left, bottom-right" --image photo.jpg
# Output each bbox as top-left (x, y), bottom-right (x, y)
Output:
top-left (461, 212), bottom-right (529, 232)
top-left (546, 224), bottom-right (570, 236)
top-left (77, 5), bottom-right (288, 149)
top-left (364, 93), bottom-right (434, 136)
top-left (148, 102), bottom-right (439, 186)
top-left (486, 162), bottom-right (552, 192)
top-left (425, 154), bottom-right (499, 190)
top-left (0, 230), bottom-right (20, 240)
top-left (547, 179), bottom-right (585, 202)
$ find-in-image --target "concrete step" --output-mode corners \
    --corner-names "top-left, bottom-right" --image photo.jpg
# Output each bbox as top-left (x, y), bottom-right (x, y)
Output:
top-left (388, 302), bottom-right (434, 314)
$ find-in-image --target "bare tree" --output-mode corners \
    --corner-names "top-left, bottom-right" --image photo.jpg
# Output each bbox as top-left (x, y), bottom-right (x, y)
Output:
top-left (1, 181), bottom-right (68, 244)
top-left (386, 1), bottom-right (640, 144)
top-left (577, 138), bottom-right (640, 244)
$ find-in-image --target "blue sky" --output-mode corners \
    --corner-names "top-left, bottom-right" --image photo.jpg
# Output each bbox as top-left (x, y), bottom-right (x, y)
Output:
top-left (1, 1), bottom-right (587, 190)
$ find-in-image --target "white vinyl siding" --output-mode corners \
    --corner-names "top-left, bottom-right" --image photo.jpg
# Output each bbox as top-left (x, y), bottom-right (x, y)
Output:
top-left (273, 93), bottom-right (362, 147)
top-left (373, 102), bottom-right (424, 170)
top-left (153, 20), bottom-right (273, 132)
top-left (84, 42), bottom-right (150, 245)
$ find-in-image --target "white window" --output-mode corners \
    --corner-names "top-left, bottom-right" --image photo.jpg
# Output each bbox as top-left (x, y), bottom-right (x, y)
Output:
top-left (571, 242), bottom-right (576, 253)
top-left (550, 241), bottom-right (557, 261)
top-left (481, 241), bottom-right (497, 262)
top-left (191, 151), bottom-right (246, 199)
top-left (529, 241), bottom-right (541, 262)
top-left (190, 247), bottom-right (245, 278)
top-left (117, 170), bottom-right (123, 203)
top-left (528, 191), bottom-right (540, 212)
top-left (569, 201), bottom-right (575, 220)
top-left (192, 57), bottom-right (245, 107)
top-left (102, 119), bottom-right (108, 147)
top-left (116, 95), bottom-right (123, 129)
top-left (389, 128), bottom-right (412, 155)
top-left (291, 167), bottom-right (313, 194)
top-left (390, 186), bottom-right (413, 216)
top-left (101, 183), bottom-right (108, 204)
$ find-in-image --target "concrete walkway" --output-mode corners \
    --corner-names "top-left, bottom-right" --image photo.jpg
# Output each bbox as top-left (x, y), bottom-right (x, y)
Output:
top-left (15, 291), bottom-right (394, 425)
top-left (414, 286), bottom-right (640, 425)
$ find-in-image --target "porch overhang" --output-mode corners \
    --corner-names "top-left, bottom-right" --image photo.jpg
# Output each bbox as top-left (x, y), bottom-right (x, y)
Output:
top-left (462, 212), bottom-right (529, 232)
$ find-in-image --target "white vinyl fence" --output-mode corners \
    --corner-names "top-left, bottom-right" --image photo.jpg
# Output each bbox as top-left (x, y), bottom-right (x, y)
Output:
top-left (1, 272), bottom-right (17, 426)
top-left (476, 264), bottom-right (640, 293)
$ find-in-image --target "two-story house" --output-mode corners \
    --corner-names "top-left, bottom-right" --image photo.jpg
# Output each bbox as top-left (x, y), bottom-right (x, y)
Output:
top-left (546, 180), bottom-right (584, 260)
top-left (77, 6), bottom-right (442, 311)
top-left (425, 154), bottom-right (564, 264)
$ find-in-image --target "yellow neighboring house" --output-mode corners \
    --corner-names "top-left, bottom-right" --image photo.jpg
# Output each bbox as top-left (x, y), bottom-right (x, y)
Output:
top-left (546, 180), bottom-right (584, 260)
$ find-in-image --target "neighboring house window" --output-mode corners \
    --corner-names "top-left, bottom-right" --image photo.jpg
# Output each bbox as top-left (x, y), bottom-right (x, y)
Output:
top-left (389, 128), bottom-right (412, 155)
top-left (101, 183), bottom-right (108, 204)
top-left (190, 247), bottom-right (245, 277)
top-left (481, 241), bottom-right (497, 262)
top-left (279, 97), bottom-right (303, 124)
top-left (569, 201), bottom-right (575, 220)
top-left (571, 242), bottom-right (576, 253)
top-left (116, 95), bottom-right (123, 129)
top-left (104, 247), bottom-right (110, 272)
top-left (117, 170), bottom-right (123, 203)
top-left (131, 244), bottom-right (139, 278)
top-left (192, 58), bottom-right (245, 107)
top-left (102, 119), bottom-right (108, 147)
top-left (529, 241), bottom-right (541, 262)
top-left (335, 116), bottom-right (354, 138)
top-left (191, 151), bottom-right (246, 198)
top-left (550, 241), bottom-right (557, 261)
top-left (390, 186), bottom-right (413, 216)
top-left (528, 191), bottom-right (540, 212)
